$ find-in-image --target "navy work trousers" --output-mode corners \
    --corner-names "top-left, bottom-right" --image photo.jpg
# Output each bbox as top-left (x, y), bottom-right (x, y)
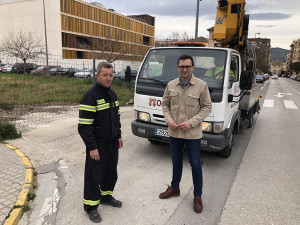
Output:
top-left (83, 139), bottom-right (119, 212)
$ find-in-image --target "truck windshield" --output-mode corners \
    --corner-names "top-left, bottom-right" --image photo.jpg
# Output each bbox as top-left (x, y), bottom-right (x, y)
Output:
top-left (137, 48), bottom-right (227, 89)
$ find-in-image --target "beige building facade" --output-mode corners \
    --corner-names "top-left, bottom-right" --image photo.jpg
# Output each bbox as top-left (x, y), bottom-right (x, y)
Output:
top-left (0, 0), bottom-right (155, 61)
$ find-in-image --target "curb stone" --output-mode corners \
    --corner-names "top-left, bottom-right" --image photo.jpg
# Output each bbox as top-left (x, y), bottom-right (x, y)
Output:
top-left (3, 144), bottom-right (34, 225)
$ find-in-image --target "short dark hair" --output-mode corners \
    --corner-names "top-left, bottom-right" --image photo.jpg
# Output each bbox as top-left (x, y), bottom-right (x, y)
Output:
top-left (97, 61), bottom-right (113, 74)
top-left (177, 54), bottom-right (194, 66)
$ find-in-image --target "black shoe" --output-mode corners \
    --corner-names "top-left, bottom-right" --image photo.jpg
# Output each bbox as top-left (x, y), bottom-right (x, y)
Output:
top-left (87, 209), bottom-right (102, 223)
top-left (100, 197), bottom-right (122, 208)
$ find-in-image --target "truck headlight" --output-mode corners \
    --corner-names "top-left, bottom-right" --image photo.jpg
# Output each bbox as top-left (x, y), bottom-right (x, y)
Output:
top-left (202, 122), bottom-right (212, 132)
top-left (138, 111), bottom-right (150, 122)
top-left (213, 122), bottom-right (224, 133)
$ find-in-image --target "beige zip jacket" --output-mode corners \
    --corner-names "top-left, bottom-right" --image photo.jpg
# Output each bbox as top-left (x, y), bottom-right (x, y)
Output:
top-left (162, 74), bottom-right (212, 139)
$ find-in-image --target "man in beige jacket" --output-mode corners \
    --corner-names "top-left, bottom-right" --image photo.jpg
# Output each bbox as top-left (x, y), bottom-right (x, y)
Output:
top-left (159, 54), bottom-right (212, 214)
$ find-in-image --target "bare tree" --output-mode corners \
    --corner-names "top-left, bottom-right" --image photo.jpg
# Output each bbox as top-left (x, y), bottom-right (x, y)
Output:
top-left (169, 32), bottom-right (180, 42)
top-left (0, 31), bottom-right (45, 73)
top-left (181, 31), bottom-right (189, 41)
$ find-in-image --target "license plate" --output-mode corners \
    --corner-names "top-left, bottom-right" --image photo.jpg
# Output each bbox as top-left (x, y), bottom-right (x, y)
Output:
top-left (155, 128), bottom-right (169, 137)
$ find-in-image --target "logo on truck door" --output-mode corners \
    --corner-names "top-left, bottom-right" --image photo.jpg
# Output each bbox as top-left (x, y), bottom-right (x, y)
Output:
top-left (149, 97), bottom-right (162, 107)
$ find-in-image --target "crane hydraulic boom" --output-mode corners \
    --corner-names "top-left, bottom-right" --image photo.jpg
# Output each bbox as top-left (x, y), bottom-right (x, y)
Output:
top-left (213, 0), bottom-right (249, 51)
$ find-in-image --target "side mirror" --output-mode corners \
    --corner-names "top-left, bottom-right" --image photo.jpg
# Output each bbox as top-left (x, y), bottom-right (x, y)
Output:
top-left (228, 94), bottom-right (233, 102)
top-left (240, 70), bottom-right (254, 90)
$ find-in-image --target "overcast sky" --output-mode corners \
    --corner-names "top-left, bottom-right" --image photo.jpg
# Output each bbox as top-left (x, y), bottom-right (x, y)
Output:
top-left (86, 0), bottom-right (300, 50)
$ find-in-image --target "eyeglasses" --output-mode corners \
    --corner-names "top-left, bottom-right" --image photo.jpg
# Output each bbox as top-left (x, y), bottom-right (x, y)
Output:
top-left (178, 65), bottom-right (192, 70)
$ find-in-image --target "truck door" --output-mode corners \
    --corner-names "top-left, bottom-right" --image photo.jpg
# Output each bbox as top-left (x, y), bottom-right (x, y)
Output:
top-left (226, 54), bottom-right (240, 113)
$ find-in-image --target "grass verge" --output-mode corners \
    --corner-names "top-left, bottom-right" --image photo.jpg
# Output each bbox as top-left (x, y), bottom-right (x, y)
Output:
top-left (0, 73), bottom-right (134, 106)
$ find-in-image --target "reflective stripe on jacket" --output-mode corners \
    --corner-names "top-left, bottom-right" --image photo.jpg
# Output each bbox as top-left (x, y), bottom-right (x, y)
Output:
top-left (78, 82), bottom-right (121, 151)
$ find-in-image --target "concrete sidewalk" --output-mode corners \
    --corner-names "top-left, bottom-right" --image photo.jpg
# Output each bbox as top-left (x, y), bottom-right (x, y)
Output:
top-left (0, 144), bottom-right (34, 225)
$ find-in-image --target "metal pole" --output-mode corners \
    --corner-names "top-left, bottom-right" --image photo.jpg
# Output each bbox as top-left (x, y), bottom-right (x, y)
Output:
top-left (195, 0), bottom-right (202, 42)
top-left (43, 0), bottom-right (49, 66)
top-left (93, 53), bottom-right (96, 85)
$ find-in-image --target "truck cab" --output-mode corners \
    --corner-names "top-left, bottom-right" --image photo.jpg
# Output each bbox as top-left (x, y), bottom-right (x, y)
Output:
top-left (132, 46), bottom-right (258, 156)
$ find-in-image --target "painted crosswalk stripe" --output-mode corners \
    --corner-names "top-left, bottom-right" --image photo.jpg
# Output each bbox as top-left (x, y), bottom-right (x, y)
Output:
top-left (263, 99), bottom-right (274, 108)
top-left (283, 100), bottom-right (298, 109)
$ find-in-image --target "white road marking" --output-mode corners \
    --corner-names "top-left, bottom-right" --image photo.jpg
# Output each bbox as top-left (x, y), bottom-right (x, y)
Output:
top-left (274, 92), bottom-right (292, 98)
top-left (283, 100), bottom-right (299, 109)
top-left (263, 99), bottom-right (274, 108)
top-left (279, 79), bottom-right (300, 95)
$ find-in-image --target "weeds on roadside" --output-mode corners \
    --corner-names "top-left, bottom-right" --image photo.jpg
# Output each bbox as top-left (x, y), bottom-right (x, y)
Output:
top-left (0, 73), bottom-right (134, 106)
top-left (0, 120), bottom-right (21, 141)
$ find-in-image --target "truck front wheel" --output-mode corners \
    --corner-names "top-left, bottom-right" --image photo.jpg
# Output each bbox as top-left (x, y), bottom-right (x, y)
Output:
top-left (218, 130), bottom-right (234, 158)
top-left (248, 112), bottom-right (253, 128)
top-left (148, 138), bottom-right (158, 144)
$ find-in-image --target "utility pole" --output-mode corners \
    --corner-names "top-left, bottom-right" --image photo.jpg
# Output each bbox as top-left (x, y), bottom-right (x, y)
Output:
top-left (195, 0), bottom-right (202, 42)
top-left (42, 0), bottom-right (49, 66)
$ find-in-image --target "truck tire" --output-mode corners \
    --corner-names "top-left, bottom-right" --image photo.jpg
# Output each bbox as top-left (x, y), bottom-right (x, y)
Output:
top-left (148, 138), bottom-right (158, 144)
top-left (248, 111), bottom-right (253, 128)
top-left (218, 130), bottom-right (234, 158)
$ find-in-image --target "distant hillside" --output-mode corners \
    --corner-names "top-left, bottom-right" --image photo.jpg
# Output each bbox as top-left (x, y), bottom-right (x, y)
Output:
top-left (271, 48), bottom-right (289, 62)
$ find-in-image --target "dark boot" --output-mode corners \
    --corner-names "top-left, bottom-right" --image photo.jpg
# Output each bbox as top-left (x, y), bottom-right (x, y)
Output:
top-left (194, 196), bottom-right (203, 214)
top-left (100, 196), bottom-right (122, 208)
top-left (159, 186), bottom-right (180, 199)
top-left (87, 209), bottom-right (102, 223)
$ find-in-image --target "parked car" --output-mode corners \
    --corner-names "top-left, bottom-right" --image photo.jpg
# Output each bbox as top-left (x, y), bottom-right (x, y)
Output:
top-left (295, 75), bottom-right (300, 82)
top-left (48, 67), bottom-right (61, 76)
top-left (11, 63), bottom-right (38, 74)
top-left (114, 69), bottom-right (138, 81)
top-left (74, 68), bottom-right (94, 79)
top-left (30, 65), bottom-right (56, 75)
top-left (2, 64), bottom-right (13, 73)
top-left (255, 74), bottom-right (265, 83)
top-left (0, 63), bottom-right (6, 72)
top-left (263, 74), bottom-right (269, 80)
top-left (58, 68), bottom-right (79, 77)
top-left (290, 75), bottom-right (296, 79)
top-left (272, 75), bottom-right (278, 79)
top-left (293, 75), bottom-right (299, 81)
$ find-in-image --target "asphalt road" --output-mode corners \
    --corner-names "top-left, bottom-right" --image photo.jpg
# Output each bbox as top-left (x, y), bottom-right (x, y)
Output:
top-left (8, 77), bottom-right (299, 225)
top-left (220, 77), bottom-right (300, 224)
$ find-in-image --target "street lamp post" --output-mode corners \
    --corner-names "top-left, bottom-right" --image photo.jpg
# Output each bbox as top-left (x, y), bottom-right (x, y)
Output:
top-left (42, 0), bottom-right (49, 67)
top-left (195, 0), bottom-right (202, 42)
top-left (255, 32), bottom-right (261, 39)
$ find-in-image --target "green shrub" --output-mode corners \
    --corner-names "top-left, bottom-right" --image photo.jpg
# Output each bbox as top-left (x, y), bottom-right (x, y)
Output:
top-left (0, 120), bottom-right (21, 141)
top-left (0, 102), bottom-right (14, 111)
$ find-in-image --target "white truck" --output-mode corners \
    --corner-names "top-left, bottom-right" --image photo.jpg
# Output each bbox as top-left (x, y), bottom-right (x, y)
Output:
top-left (131, 0), bottom-right (261, 157)
top-left (131, 46), bottom-right (261, 158)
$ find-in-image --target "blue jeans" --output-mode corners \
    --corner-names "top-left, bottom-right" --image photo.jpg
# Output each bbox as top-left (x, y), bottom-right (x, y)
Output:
top-left (169, 137), bottom-right (203, 197)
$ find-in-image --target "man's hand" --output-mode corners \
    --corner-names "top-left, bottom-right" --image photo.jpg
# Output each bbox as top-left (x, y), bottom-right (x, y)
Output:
top-left (178, 121), bottom-right (192, 132)
top-left (118, 138), bottom-right (124, 148)
top-left (90, 149), bottom-right (100, 161)
top-left (168, 120), bottom-right (179, 130)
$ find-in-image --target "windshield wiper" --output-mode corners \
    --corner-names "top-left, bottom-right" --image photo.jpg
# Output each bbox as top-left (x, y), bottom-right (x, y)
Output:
top-left (139, 77), bottom-right (168, 86)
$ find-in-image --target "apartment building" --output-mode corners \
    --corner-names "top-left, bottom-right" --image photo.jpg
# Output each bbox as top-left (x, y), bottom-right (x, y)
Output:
top-left (286, 39), bottom-right (300, 74)
top-left (0, 0), bottom-right (155, 61)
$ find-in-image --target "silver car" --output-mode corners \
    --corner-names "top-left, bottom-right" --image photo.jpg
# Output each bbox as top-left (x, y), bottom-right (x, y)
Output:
top-left (74, 68), bottom-right (94, 79)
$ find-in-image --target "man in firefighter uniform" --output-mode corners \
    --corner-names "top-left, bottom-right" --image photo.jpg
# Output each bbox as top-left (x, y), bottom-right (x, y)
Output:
top-left (78, 61), bottom-right (123, 223)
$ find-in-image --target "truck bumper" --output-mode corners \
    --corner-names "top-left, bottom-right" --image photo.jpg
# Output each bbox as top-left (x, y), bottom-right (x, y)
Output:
top-left (131, 120), bottom-right (230, 152)
top-left (131, 120), bottom-right (169, 143)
